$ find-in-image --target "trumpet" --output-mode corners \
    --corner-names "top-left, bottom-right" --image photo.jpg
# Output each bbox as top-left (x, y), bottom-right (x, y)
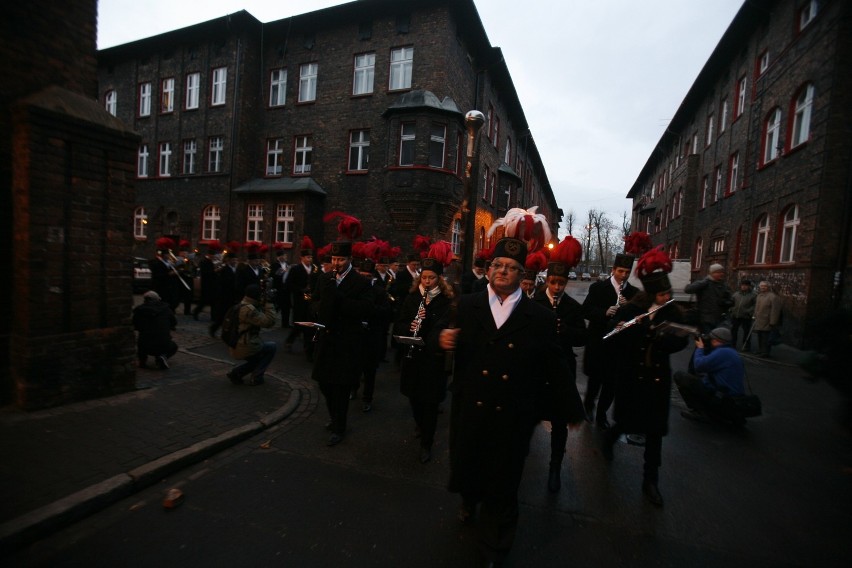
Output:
top-left (602, 299), bottom-right (674, 340)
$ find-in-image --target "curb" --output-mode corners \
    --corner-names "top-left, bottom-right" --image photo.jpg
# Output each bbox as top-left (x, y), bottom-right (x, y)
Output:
top-left (0, 383), bottom-right (302, 556)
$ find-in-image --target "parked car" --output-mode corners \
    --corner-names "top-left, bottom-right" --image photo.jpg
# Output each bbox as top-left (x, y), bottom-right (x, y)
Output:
top-left (581, 272), bottom-right (591, 281)
top-left (133, 257), bottom-right (152, 292)
top-left (567, 271), bottom-right (578, 280)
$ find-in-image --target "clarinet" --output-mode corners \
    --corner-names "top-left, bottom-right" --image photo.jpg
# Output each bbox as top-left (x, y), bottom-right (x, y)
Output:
top-left (406, 292), bottom-right (428, 359)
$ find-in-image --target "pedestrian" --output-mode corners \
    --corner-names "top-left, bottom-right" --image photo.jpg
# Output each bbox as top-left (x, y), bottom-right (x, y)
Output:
top-left (581, 234), bottom-right (644, 428)
top-left (132, 290), bottom-right (177, 369)
top-left (192, 241), bottom-right (220, 320)
top-left (435, 208), bottom-right (584, 565)
top-left (460, 256), bottom-right (487, 293)
top-left (394, 242), bottom-right (454, 464)
top-left (284, 237), bottom-right (319, 361)
top-left (226, 283), bottom-right (277, 386)
top-left (149, 237), bottom-right (181, 311)
top-left (209, 250), bottom-right (241, 337)
top-left (603, 246), bottom-right (689, 507)
top-left (272, 245), bottom-right (292, 328)
top-left (684, 262), bottom-right (733, 334)
top-left (236, 242), bottom-right (264, 298)
top-left (753, 280), bottom-right (782, 357)
top-left (175, 242), bottom-right (196, 316)
top-left (532, 236), bottom-right (587, 493)
top-left (730, 279), bottom-right (757, 352)
top-left (311, 214), bottom-right (374, 447)
top-left (354, 257), bottom-right (393, 413)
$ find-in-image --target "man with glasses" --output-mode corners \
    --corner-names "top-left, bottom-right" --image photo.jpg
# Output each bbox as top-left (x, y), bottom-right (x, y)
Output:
top-left (436, 236), bottom-right (584, 566)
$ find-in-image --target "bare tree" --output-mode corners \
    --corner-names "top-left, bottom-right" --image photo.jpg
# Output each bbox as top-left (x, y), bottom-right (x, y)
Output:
top-left (583, 209), bottom-right (596, 272)
top-left (562, 209), bottom-right (575, 237)
top-left (621, 211), bottom-right (630, 238)
top-left (591, 209), bottom-right (607, 274)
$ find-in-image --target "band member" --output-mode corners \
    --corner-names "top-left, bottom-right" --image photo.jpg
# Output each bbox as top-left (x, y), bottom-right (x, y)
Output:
top-left (394, 242), bottom-right (455, 464)
top-left (532, 237), bottom-right (587, 493)
top-left (285, 237), bottom-right (319, 362)
top-left (236, 242), bottom-right (264, 298)
top-left (460, 256), bottom-right (487, 293)
top-left (603, 246), bottom-right (689, 507)
top-left (150, 237), bottom-right (181, 311)
top-left (193, 241), bottom-right (221, 320)
top-left (273, 245), bottom-right (292, 328)
top-left (522, 250), bottom-right (547, 299)
top-left (354, 258), bottom-right (392, 412)
top-left (175, 240), bottom-right (196, 316)
top-left (210, 249), bottom-right (241, 337)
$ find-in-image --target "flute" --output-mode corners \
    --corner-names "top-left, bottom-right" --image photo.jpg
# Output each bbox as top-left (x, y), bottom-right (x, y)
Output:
top-left (602, 299), bottom-right (675, 340)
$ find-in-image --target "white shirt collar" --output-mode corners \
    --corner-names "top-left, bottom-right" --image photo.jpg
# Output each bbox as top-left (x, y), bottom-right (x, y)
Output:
top-left (487, 285), bottom-right (523, 329)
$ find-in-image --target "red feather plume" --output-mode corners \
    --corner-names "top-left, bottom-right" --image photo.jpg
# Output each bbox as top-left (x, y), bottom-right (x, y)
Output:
top-left (244, 241), bottom-right (261, 254)
top-left (624, 231), bottom-right (653, 255)
top-left (206, 240), bottom-right (222, 252)
top-left (426, 241), bottom-right (454, 266)
top-left (413, 235), bottom-right (432, 256)
top-left (525, 250), bottom-right (548, 273)
top-left (225, 240), bottom-right (241, 252)
top-left (636, 245), bottom-right (673, 277)
top-left (317, 243), bottom-right (332, 258)
top-left (155, 237), bottom-right (176, 251)
top-left (551, 236), bottom-right (583, 268)
top-left (477, 244), bottom-right (496, 261)
top-left (323, 211), bottom-right (363, 240)
top-left (300, 236), bottom-right (314, 251)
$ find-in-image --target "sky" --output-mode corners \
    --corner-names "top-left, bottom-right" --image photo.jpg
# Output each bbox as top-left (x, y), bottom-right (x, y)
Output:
top-left (97, 0), bottom-right (745, 234)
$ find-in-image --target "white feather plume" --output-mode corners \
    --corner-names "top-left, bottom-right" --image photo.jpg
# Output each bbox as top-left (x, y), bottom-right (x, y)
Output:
top-left (487, 206), bottom-right (552, 252)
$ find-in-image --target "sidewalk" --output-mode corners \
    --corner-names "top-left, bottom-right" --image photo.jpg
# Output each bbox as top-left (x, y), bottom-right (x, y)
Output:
top-left (0, 316), bottom-right (305, 553)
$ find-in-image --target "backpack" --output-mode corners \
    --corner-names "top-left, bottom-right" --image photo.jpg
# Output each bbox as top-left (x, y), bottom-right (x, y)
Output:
top-left (221, 304), bottom-right (248, 348)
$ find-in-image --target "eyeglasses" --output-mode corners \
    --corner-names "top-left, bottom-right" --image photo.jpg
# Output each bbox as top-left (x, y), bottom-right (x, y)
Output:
top-left (490, 262), bottom-right (521, 273)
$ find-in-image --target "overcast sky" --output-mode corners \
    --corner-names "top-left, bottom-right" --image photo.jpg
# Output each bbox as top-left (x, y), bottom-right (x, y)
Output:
top-left (98, 0), bottom-right (744, 234)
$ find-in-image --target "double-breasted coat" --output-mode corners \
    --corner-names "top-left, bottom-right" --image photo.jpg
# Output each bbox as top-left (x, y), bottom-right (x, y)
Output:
top-left (395, 289), bottom-right (452, 403)
top-left (582, 278), bottom-right (638, 378)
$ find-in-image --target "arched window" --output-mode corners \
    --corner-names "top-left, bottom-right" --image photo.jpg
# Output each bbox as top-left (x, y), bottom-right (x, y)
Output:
top-left (133, 206), bottom-right (147, 239)
top-left (451, 219), bottom-right (461, 255)
top-left (762, 108), bottom-right (782, 165)
top-left (693, 238), bottom-right (703, 270)
top-left (754, 214), bottom-right (770, 264)
top-left (790, 83), bottom-right (814, 149)
top-left (202, 206), bottom-right (221, 241)
top-left (105, 90), bottom-right (117, 116)
top-left (779, 205), bottom-right (800, 263)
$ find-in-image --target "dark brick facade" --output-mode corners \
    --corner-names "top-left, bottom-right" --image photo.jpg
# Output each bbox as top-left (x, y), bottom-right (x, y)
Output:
top-left (627, 0), bottom-right (852, 348)
top-left (97, 0), bottom-right (560, 265)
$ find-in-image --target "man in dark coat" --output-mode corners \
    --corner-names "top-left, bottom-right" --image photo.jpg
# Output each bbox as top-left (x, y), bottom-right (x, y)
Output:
top-left (684, 263), bottom-right (733, 334)
top-left (149, 251), bottom-right (180, 311)
top-left (581, 254), bottom-right (638, 428)
top-left (273, 248), bottom-right (292, 328)
top-left (460, 257), bottom-right (487, 293)
top-left (435, 236), bottom-right (584, 566)
top-left (311, 241), bottom-right (374, 446)
top-left (285, 244), bottom-right (319, 361)
top-left (132, 290), bottom-right (178, 369)
top-left (192, 244), bottom-right (220, 320)
top-left (354, 258), bottom-right (393, 412)
top-left (209, 252), bottom-right (240, 337)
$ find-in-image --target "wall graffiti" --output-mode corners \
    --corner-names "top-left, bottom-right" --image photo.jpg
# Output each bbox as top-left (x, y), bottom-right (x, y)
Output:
top-left (739, 269), bottom-right (808, 305)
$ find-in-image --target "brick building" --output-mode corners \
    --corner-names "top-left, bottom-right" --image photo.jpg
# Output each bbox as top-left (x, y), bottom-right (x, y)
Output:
top-left (97, 0), bottom-right (561, 264)
top-left (627, 0), bottom-right (852, 347)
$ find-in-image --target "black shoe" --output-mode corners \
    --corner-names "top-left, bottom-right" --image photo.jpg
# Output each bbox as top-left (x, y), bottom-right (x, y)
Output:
top-left (547, 463), bottom-right (562, 493)
top-left (596, 418), bottom-right (611, 431)
top-left (419, 447), bottom-right (432, 464)
top-left (626, 434), bottom-right (646, 446)
top-left (642, 481), bottom-right (664, 507)
top-left (327, 433), bottom-right (343, 446)
top-left (155, 355), bottom-right (169, 370)
top-left (362, 403), bottom-right (372, 413)
top-left (227, 371), bottom-right (243, 385)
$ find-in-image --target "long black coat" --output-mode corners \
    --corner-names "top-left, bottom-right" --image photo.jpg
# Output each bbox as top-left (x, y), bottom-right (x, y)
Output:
top-left (287, 263), bottom-right (318, 322)
top-left (609, 299), bottom-right (689, 436)
top-left (212, 265), bottom-right (240, 322)
top-left (582, 278), bottom-right (638, 377)
top-left (132, 299), bottom-right (177, 356)
top-left (310, 268), bottom-right (373, 386)
top-left (395, 289), bottom-right (452, 403)
top-left (433, 291), bottom-right (584, 497)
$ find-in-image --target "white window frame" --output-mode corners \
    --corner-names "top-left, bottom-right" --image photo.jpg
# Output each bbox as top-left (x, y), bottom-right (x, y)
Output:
top-left (161, 78), bottom-right (174, 113)
top-left (791, 83), bottom-right (814, 149)
top-left (275, 204), bottom-right (295, 244)
top-left (266, 138), bottom-right (285, 176)
top-left (504, 138), bottom-right (512, 164)
top-left (701, 176), bottom-right (709, 209)
top-left (138, 144), bottom-right (149, 178)
top-left (780, 205), bottom-right (800, 263)
top-left (428, 123), bottom-right (446, 168)
top-left (714, 166), bottom-right (723, 202)
top-left (185, 72), bottom-right (200, 110)
top-left (353, 53), bottom-right (375, 96)
top-left (183, 139), bottom-right (197, 175)
top-left (298, 63), bottom-right (318, 103)
top-left (693, 238), bottom-right (703, 270)
top-left (211, 67), bottom-right (227, 106)
top-left (246, 204), bottom-right (264, 242)
top-left (493, 116), bottom-right (500, 150)
top-left (105, 90), bottom-right (117, 116)
top-left (399, 123), bottom-right (415, 166)
top-left (482, 166), bottom-right (490, 200)
top-left (202, 205), bottom-right (221, 242)
top-left (451, 219), bottom-right (461, 255)
top-left (269, 68), bottom-right (287, 107)
top-left (728, 152), bottom-right (739, 194)
top-left (705, 114), bottom-right (714, 146)
top-left (799, 0), bottom-right (818, 31)
top-left (208, 137), bottom-right (223, 173)
top-left (389, 46), bottom-right (413, 91)
top-left (348, 129), bottom-right (370, 171)
top-left (758, 51), bottom-right (770, 75)
top-left (754, 215), bottom-right (769, 264)
top-left (719, 98), bottom-right (729, 133)
top-left (712, 237), bottom-right (726, 253)
top-left (158, 142), bottom-right (172, 177)
top-left (763, 108), bottom-right (782, 164)
top-left (133, 206), bottom-right (147, 239)
top-left (293, 135), bottom-right (312, 174)
top-left (139, 82), bottom-right (151, 117)
top-left (736, 76), bottom-right (747, 117)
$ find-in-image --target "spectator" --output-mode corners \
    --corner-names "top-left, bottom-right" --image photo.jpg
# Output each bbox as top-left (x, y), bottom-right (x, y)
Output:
top-left (753, 281), bottom-right (782, 357)
top-left (132, 290), bottom-right (178, 369)
top-left (226, 284), bottom-right (277, 386)
top-left (730, 279), bottom-right (757, 352)
top-left (684, 263), bottom-right (733, 333)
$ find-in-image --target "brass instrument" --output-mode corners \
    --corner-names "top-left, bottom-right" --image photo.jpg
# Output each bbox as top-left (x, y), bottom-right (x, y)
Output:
top-left (406, 293), bottom-right (428, 359)
top-left (603, 299), bottom-right (675, 340)
top-left (167, 250), bottom-right (192, 291)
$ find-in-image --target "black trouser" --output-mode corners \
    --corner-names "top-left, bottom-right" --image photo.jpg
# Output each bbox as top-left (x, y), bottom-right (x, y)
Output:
top-left (584, 373), bottom-right (614, 421)
top-left (674, 371), bottom-right (714, 413)
top-left (320, 382), bottom-right (351, 436)
top-left (607, 423), bottom-right (662, 483)
top-left (409, 399), bottom-right (439, 449)
top-left (550, 419), bottom-right (569, 465)
top-left (731, 317), bottom-right (753, 350)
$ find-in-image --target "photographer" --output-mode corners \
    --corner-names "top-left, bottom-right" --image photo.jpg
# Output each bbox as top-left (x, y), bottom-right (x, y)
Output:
top-left (226, 284), bottom-right (277, 386)
top-left (674, 327), bottom-right (745, 423)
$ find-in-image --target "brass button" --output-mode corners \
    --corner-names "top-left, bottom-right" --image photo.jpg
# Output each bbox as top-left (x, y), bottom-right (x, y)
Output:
top-left (495, 406), bottom-right (502, 411)
top-left (508, 343), bottom-right (514, 348)
top-left (502, 374), bottom-right (509, 381)
top-left (482, 370), bottom-right (489, 376)
top-left (476, 401), bottom-right (483, 407)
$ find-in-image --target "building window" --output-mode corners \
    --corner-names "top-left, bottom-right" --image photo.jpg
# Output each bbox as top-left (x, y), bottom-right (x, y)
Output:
top-left (762, 108), bottom-right (782, 165)
top-left (293, 135), bottom-right (312, 174)
top-left (693, 238), bottom-right (703, 270)
top-left (482, 166), bottom-right (490, 200)
top-left (138, 144), bottom-right (149, 178)
top-left (246, 204), bottom-right (264, 242)
top-left (504, 138), bottom-right (512, 164)
top-left (159, 142), bottom-right (172, 177)
top-left (779, 205), bottom-right (800, 263)
top-left (758, 50), bottom-right (770, 76)
top-left (134, 206), bottom-right (147, 239)
top-left (727, 152), bottom-right (739, 194)
top-left (428, 123), bottom-right (446, 168)
top-left (183, 139), bottom-right (197, 175)
top-left (489, 171), bottom-right (497, 205)
top-left (712, 237), bottom-right (726, 253)
top-left (714, 166), bottom-right (723, 202)
top-left (790, 83), bottom-right (814, 149)
top-left (798, 0), bottom-right (818, 31)
top-left (211, 67), bottom-right (227, 106)
top-left (700, 175), bottom-right (709, 209)
top-left (389, 46), bottom-right (413, 90)
top-left (139, 82), bottom-right (151, 117)
top-left (270, 68), bottom-right (287, 107)
top-left (451, 219), bottom-right (461, 255)
top-left (348, 129), bottom-right (370, 171)
top-left (705, 114), bottom-right (714, 146)
top-left (493, 117), bottom-right (500, 150)
top-left (266, 138), bottom-right (285, 176)
top-left (754, 214), bottom-right (769, 264)
top-left (105, 90), bottom-right (117, 116)
top-left (185, 72), bottom-right (200, 109)
top-left (202, 206), bottom-right (221, 241)
top-left (736, 76), bottom-right (747, 118)
top-left (275, 204), bottom-right (295, 244)
top-left (298, 63), bottom-right (318, 103)
top-left (208, 136), bottom-right (223, 173)
top-left (161, 78), bottom-right (174, 113)
top-left (353, 52), bottom-right (375, 95)
top-left (478, 227), bottom-right (486, 252)
top-left (399, 122), bottom-right (415, 166)
top-left (719, 98), bottom-right (729, 133)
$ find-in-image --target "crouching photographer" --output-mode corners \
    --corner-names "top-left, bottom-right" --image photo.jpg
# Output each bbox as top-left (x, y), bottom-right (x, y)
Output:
top-left (675, 327), bottom-right (747, 426)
